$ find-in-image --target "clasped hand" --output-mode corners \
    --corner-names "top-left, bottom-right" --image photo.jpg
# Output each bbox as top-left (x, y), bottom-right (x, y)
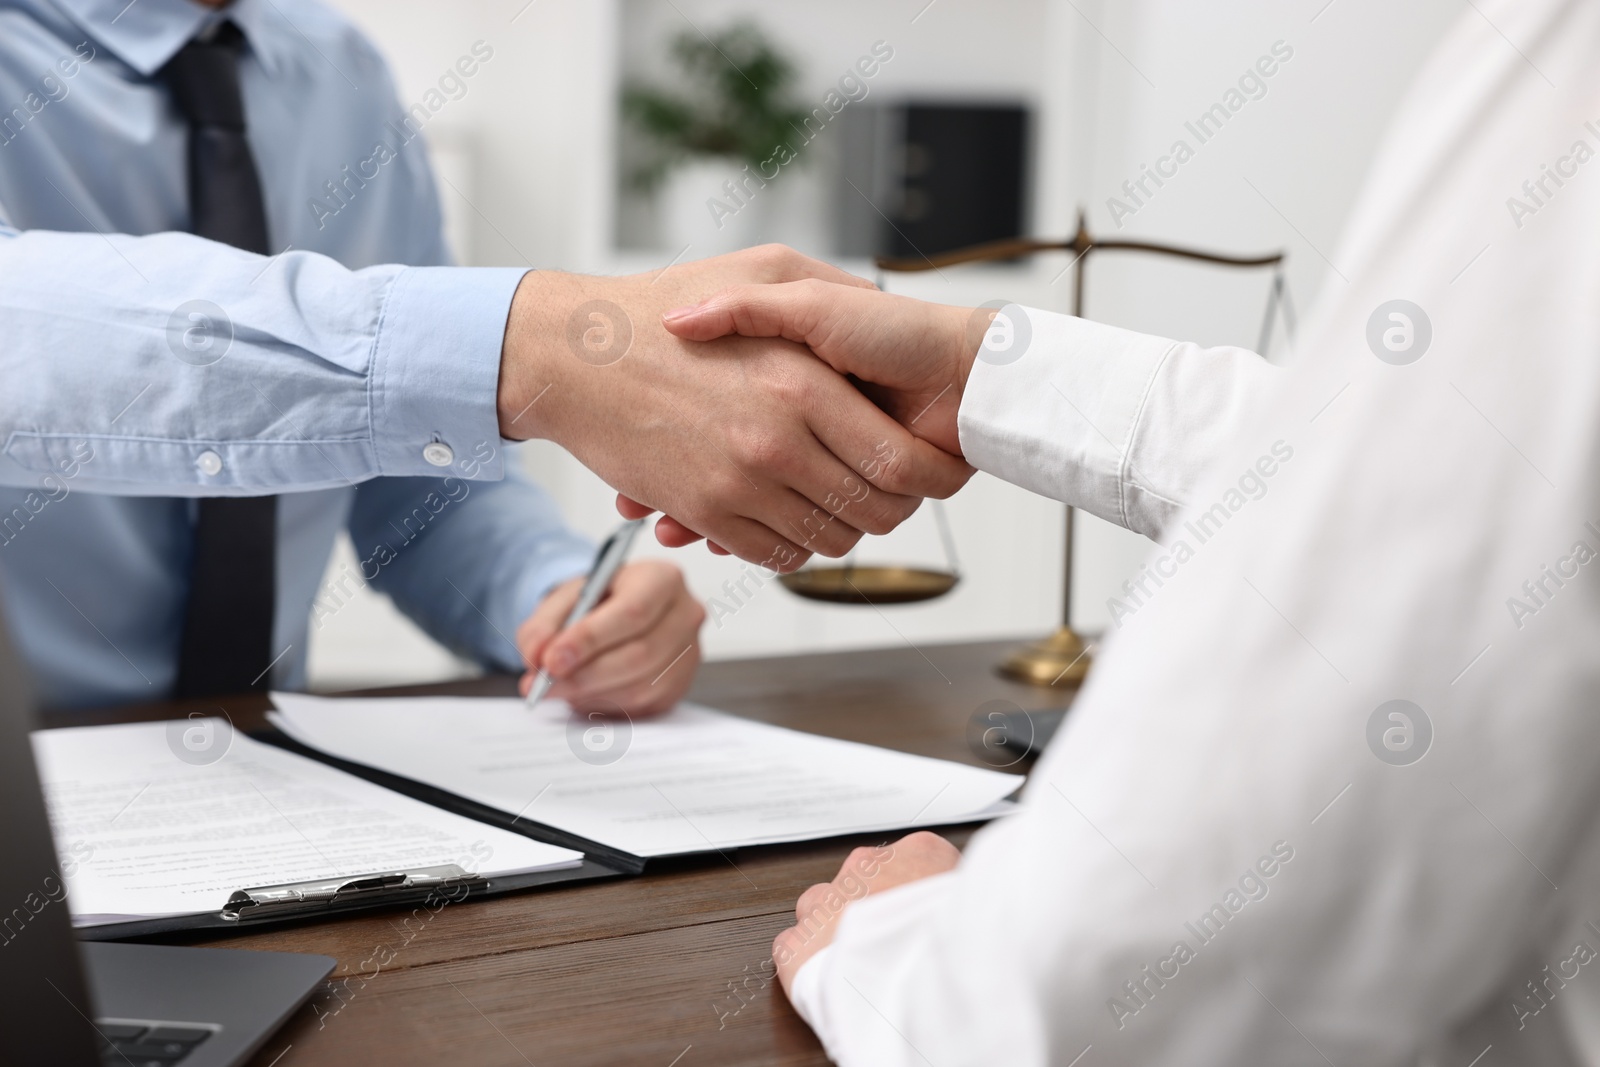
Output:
top-left (639, 271), bottom-right (990, 554)
top-left (496, 246), bottom-right (983, 568)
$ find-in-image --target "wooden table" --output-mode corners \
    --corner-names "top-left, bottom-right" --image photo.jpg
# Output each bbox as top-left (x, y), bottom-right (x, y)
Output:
top-left (68, 639), bottom-right (1073, 1067)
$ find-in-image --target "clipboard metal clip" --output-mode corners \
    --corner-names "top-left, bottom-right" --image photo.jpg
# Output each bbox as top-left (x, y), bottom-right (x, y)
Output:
top-left (221, 863), bottom-right (487, 922)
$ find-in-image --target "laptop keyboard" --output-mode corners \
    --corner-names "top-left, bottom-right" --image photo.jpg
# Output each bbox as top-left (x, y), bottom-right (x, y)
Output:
top-left (96, 1021), bottom-right (215, 1065)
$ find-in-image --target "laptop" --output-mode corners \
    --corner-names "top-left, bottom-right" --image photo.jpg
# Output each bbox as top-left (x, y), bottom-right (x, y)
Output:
top-left (0, 605), bottom-right (334, 1066)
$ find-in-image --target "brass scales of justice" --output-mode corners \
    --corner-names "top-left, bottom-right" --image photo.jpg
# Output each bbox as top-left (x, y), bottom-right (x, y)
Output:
top-left (778, 209), bottom-right (1291, 689)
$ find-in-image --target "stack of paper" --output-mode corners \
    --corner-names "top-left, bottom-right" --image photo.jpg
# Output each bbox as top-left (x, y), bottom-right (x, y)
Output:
top-left (270, 695), bottom-right (1024, 860)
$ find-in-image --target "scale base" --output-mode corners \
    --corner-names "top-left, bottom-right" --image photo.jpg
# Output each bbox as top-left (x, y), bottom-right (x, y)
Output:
top-left (996, 626), bottom-right (1093, 687)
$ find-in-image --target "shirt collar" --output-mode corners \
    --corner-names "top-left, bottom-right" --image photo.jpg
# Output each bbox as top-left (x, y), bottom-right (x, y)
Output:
top-left (50, 0), bottom-right (287, 79)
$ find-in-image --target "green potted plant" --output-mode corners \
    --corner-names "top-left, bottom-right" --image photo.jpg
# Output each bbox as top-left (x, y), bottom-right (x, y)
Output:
top-left (622, 22), bottom-right (811, 252)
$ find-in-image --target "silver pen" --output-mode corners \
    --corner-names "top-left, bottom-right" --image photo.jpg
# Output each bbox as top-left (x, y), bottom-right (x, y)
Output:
top-left (524, 517), bottom-right (648, 707)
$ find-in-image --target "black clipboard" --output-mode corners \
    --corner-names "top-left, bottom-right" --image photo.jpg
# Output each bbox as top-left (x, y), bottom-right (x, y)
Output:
top-left (73, 727), bottom-right (640, 942)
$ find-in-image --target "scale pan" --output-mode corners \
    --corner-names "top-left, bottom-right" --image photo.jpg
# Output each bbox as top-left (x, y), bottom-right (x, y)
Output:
top-left (778, 566), bottom-right (959, 605)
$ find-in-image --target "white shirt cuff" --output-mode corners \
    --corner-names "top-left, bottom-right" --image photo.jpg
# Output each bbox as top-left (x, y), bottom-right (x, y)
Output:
top-left (957, 305), bottom-right (1174, 537)
top-left (787, 943), bottom-right (834, 1035)
top-left (958, 305), bottom-right (1280, 542)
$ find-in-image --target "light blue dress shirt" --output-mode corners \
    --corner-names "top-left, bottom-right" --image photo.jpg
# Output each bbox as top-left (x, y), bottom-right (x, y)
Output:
top-left (0, 0), bottom-right (593, 708)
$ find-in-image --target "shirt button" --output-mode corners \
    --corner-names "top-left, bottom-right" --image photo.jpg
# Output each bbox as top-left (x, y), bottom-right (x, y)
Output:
top-left (196, 450), bottom-right (224, 477)
top-left (422, 441), bottom-right (454, 467)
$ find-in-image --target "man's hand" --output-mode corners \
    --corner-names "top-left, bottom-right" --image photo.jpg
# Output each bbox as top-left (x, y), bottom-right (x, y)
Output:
top-left (515, 560), bottom-right (703, 717)
top-left (772, 831), bottom-right (961, 997)
top-left (496, 247), bottom-right (973, 570)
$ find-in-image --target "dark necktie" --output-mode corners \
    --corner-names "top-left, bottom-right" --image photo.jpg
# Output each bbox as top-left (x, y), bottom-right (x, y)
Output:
top-left (161, 24), bottom-right (279, 699)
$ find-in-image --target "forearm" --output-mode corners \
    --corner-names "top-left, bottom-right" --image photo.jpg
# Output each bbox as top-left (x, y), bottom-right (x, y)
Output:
top-left (0, 226), bottom-right (521, 494)
top-left (957, 307), bottom-right (1282, 541)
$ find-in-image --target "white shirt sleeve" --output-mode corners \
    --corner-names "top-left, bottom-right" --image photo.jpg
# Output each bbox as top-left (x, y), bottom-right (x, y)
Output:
top-left (957, 306), bottom-right (1280, 541)
top-left (786, 946), bottom-right (838, 1059)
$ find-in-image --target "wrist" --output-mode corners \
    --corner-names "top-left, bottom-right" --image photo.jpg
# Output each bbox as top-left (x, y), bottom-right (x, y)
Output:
top-left (906, 304), bottom-right (984, 458)
top-left (498, 270), bottom-right (582, 441)
top-left (952, 304), bottom-right (986, 398)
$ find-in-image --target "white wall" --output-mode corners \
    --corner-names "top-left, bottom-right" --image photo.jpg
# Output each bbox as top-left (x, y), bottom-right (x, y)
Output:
top-left (307, 0), bottom-right (1466, 690)
top-left (1057, 0), bottom-right (1466, 631)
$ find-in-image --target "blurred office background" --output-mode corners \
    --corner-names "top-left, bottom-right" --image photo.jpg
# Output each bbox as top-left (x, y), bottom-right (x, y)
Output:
top-left (308, 0), bottom-right (1466, 689)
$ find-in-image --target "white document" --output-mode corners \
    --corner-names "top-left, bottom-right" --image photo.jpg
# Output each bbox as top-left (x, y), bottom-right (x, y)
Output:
top-left (32, 720), bottom-right (584, 927)
top-left (269, 694), bottom-right (1023, 859)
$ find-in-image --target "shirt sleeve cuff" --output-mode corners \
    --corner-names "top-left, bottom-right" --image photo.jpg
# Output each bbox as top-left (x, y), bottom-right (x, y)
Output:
top-left (957, 305), bottom-right (1173, 534)
top-left (369, 266), bottom-right (529, 481)
top-left (787, 944), bottom-right (836, 1045)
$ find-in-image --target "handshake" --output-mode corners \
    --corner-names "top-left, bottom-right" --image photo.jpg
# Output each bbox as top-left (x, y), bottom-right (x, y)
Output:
top-left (497, 245), bottom-right (1000, 569)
